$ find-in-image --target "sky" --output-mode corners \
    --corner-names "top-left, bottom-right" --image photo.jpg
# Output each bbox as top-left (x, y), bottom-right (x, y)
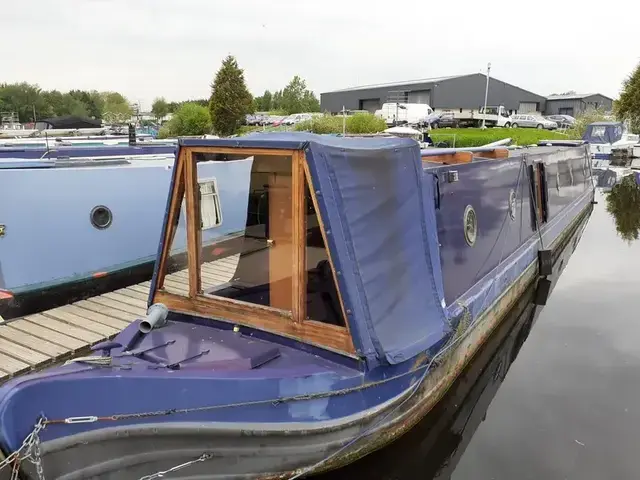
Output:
top-left (2, 0), bottom-right (638, 110)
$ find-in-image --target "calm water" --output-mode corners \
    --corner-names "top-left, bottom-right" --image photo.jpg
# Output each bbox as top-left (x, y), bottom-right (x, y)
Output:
top-left (322, 191), bottom-right (640, 480)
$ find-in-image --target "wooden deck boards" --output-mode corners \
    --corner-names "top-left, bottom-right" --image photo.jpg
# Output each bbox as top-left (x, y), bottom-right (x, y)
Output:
top-left (0, 255), bottom-right (238, 382)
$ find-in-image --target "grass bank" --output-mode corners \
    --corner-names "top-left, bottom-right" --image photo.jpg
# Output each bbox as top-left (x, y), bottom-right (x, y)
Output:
top-left (429, 128), bottom-right (575, 148)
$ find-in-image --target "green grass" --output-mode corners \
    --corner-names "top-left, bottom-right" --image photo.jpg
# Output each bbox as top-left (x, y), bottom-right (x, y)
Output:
top-left (429, 128), bottom-right (574, 148)
top-left (431, 128), bottom-right (570, 147)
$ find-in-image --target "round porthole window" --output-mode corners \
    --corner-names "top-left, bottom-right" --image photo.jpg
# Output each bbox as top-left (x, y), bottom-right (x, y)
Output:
top-left (90, 205), bottom-right (113, 229)
top-left (508, 189), bottom-right (517, 221)
top-left (463, 205), bottom-right (477, 247)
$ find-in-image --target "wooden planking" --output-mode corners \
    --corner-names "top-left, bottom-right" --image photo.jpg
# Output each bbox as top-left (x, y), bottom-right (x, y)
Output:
top-left (0, 255), bottom-right (240, 382)
top-left (0, 326), bottom-right (70, 358)
top-left (0, 352), bottom-right (29, 376)
top-left (9, 320), bottom-right (86, 350)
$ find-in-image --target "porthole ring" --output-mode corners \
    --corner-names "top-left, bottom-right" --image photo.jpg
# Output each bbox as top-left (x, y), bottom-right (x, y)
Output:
top-left (90, 205), bottom-right (113, 230)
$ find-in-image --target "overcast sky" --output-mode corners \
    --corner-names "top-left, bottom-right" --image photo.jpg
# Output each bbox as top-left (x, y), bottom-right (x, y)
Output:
top-left (2, 0), bottom-right (638, 110)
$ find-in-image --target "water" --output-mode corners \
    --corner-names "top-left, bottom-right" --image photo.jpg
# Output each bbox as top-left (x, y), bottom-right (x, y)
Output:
top-left (322, 191), bottom-right (640, 480)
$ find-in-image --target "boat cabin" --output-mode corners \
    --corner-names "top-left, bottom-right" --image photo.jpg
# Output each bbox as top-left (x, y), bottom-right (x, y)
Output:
top-left (149, 133), bottom-right (448, 367)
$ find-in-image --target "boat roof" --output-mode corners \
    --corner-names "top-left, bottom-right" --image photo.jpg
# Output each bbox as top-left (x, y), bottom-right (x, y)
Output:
top-left (177, 133), bottom-right (448, 365)
top-left (588, 121), bottom-right (622, 126)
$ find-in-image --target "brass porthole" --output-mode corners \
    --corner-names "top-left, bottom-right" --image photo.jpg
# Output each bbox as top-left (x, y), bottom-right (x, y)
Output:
top-left (90, 205), bottom-right (113, 230)
top-left (463, 205), bottom-right (477, 246)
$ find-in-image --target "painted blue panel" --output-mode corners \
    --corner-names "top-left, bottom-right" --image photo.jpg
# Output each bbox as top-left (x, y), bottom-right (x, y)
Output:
top-left (0, 144), bottom-right (176, 160)
top-left (433, 155), bottom-right (534, 304)
top-left (0, 158), bottom-right (251, 292)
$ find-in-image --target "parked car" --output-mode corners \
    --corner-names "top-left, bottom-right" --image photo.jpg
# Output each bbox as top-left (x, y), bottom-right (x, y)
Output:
top-left (546, 114), bottom-right (576, 128)
top-left (511, 114), bottom-right (558, 130)
top-left (434, 111), bottom-right (460, 128)
top-left (282, 113), bottom-right (313, 125)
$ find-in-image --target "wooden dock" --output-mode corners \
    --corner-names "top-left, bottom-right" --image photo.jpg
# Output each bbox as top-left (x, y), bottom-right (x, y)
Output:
top-left (0, 255), bottom-right (239, 383)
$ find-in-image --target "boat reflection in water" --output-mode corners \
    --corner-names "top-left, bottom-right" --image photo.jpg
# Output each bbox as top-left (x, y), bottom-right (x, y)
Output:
top-left (320, 211), bottom-right (591, 480)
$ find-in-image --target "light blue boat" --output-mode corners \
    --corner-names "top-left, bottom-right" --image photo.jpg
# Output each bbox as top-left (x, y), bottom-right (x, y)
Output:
top-left (0, 149), bottom-right (251, 319)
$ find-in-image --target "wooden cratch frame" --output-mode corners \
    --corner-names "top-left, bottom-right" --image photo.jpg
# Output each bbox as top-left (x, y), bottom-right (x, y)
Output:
top-left (152, 146), bottom-right (356, 355)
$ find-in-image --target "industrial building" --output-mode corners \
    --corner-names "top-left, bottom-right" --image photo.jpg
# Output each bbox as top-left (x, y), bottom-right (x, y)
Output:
top-left (321, 73), bottom-right (548, 115)
top-left (544, 93), bottom-right (614, 116)
top-left (321, 74), bottom-right (615, 118)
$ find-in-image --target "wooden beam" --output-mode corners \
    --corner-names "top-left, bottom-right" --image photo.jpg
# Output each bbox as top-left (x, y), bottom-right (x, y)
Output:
top-left (184, 150), bottom-right (202, 296)
top-left (473, 148), bottom-right (509, 159)
top-left (302, 160), bottom-right (354, 343)
top-left (154, 290), bottom-right (355, 354)
top-left (155, 150), bottom-right (186, 291)
top-left (291, 151), bottom-right (306, 324)
top-left (421, 151), bottom-right (473, 164)
top-left (181, 146), bottom-right (296, 157)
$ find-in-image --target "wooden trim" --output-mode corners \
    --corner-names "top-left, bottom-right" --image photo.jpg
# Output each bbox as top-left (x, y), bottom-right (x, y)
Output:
top-left (154, 290), bottom-right (355, 354)
top-left (182, 146), bottom-right (296, 157)
top-left (291, 151), bottom-right (306, 324)
top-left (302, 160), bottom-right (354, 346)
top-left (421, 151), bottom-right (473, 164)
top-left (184, 150), bottom-right (202, 296)
top-left (473, 148), bottom-right (509, 159)
top-left (156, 150), bottom-right (186, 290)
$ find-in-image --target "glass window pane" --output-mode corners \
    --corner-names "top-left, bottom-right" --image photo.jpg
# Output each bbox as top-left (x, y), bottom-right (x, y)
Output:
top-left (304, 179), bottom-right (346, 327)
top-left (198, 153), bottom-right (294, 313)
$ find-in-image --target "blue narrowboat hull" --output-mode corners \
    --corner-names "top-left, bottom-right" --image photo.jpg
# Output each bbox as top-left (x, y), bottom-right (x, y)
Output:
top-left (0, 135), bottom-right (594, 479)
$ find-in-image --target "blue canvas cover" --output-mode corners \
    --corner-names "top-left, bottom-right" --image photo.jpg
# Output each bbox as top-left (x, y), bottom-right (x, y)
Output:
top-left (582, 122), bottom-right (624, 144)
top-left (179, 133), bottom-right (448, 365)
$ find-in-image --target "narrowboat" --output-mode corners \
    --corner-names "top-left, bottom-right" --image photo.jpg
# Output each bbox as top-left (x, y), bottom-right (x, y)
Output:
top-left (0, 149), bottom-right (250, 319)
top-left (0, 133), bottom-right (594, 479)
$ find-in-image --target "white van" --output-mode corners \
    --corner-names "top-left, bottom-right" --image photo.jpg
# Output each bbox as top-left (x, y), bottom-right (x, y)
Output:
top-left (376, 103), bottom-right (434, 127)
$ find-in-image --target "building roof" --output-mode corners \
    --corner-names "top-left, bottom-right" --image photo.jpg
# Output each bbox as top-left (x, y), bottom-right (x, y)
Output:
top-left (322, 73), bottom-right (475, 93)
top-left (546, 93), bottom-right (614, 101)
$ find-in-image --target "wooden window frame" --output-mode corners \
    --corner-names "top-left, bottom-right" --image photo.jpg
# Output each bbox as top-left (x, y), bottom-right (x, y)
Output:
top-left (152, 146), bottom-right (356, 355)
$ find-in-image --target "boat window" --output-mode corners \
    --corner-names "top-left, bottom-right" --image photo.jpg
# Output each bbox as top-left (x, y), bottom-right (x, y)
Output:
top-left (198, 178), bottom-right (222, 229)
top-left (199, 153), bottom-right (295, 314)
top-left (304, 179), bottom-right (346, 327)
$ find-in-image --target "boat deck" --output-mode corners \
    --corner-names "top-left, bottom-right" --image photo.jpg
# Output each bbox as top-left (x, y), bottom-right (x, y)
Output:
top-left (0, 256), bottom-right (239, 383)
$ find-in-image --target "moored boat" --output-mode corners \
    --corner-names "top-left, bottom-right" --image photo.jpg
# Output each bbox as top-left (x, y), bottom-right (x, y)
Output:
top-left (582, 121), bottom-right (639, 161)
top-left (0, 150), bottom-right (250, 319)
top-left (0, 133), bottom-right (594, 479)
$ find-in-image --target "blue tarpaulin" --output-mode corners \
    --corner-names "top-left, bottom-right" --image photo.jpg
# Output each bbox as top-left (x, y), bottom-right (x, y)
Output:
top-left (179, 133), bottom-right (448, 365)
top-left (582, 122), bottom-right (624, 144)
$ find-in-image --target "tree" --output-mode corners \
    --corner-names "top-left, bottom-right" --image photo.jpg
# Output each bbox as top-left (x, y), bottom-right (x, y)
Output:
top-left (101, 91), bottom-right (133, 124)
top-left (280, 76), bottom-right (321, 114)
top-left (208, 55), bottom-right (253, 136)
top-left (606, 174), bottom-right (640, 242)
top-left (271, 90), bottom-right (283, 111)
top-left (253, 89), bottom-right (272, 111)
top-left (0, 82), bottom-right (50, 122)
top-left (158, 102), bottom-right (211, 138)
top-left (614, 62), bottom-right (640, 133)
top-left (68, 89), bottom-right (104, 119)
top-left (151, 97), bottom-right (170, 122)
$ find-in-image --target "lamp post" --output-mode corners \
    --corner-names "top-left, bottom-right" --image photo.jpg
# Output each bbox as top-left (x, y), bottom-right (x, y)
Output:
top-left (481, 62), bottom-right (491, 129)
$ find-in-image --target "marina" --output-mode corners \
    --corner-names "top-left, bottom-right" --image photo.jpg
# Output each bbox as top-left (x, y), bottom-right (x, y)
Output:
top-left (0, 132), bottom-right (595, 478)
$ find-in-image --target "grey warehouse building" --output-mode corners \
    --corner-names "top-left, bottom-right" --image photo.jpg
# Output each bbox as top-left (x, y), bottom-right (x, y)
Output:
top-left (321, 73), bottom-right (548, 115)
top-left (545, 93), bottom-right (613, 117)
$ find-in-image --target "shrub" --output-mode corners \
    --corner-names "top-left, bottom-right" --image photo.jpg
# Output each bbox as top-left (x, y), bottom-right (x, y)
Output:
top-left (295, 113), bottom-right (386, 134)
top-left (158, 102), bottom-right (211, 138)
top-left (565, 107), bottom-right (612, 139)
